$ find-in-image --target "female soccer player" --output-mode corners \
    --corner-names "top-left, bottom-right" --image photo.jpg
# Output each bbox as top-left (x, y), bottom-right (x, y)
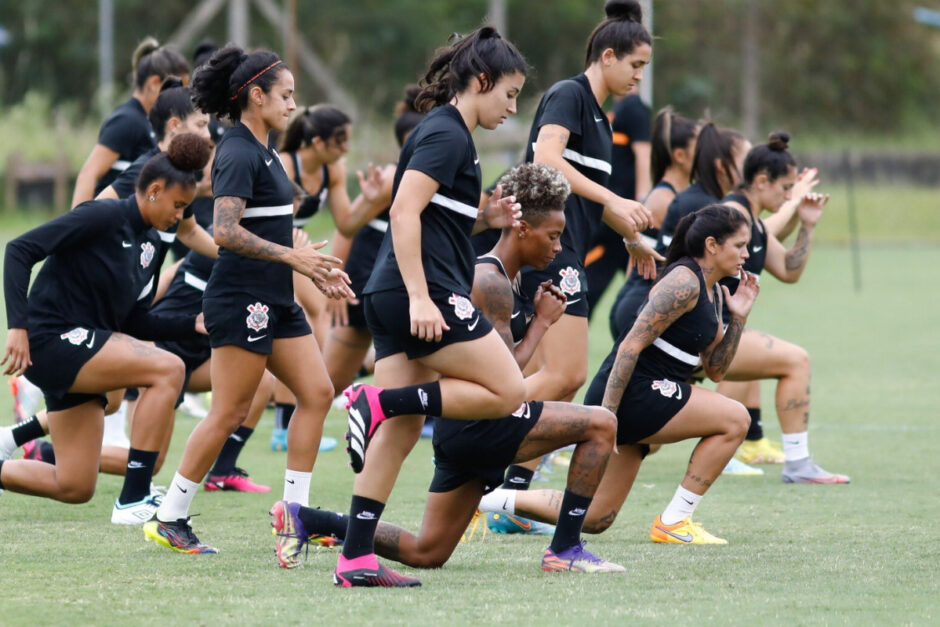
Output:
top-left (481, 205), bottom-right (758, 544)
top-left (520, 0), bottom-right (658, 405)
top-left (72, 38), bottom-right (190, 206)
top-left (717, 132), bottom-right (849, 483)
top-left (144, 46), bottom-right (353, 554)
top-left (98, 80), bottom-right (216, 258)
top-left (333, 26), bottom-right (530, 587)
top-left (0, 136), bottom-right (210, 511)
top-left (272, 164), bottom-right (623, 574)
top-left (609, 122), bottom-right (747, 339)
top-left (607, 107), bottom-right (697, 337)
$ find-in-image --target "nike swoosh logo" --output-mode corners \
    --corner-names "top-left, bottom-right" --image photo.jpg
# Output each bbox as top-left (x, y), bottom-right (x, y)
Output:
top-left (177, 486), bottom-right (188, 494)
top-left (656, 526), bottom-right (693, 542)
top-left (676, 386), bottom-right (682, 400)
top-left (753, 246), bottom-right (763, 252)
top-left (286, 479), bottom-right (295, 484)
top-left (467, 316), bottom-right (480, 331)
top-left (565, 298), bottom-right (581, 305)
top-left (594, 116), bottom-right (603, 122)
top-left (681, 498), bottom-right (694, 505)
top-left (568, 508), bottom-right (586, 516)
top-left (127, 461), bottom-right (145, 469)
top-left (85, 331), bottom-right (96, 349)
top-left (265, 158), bottom-right (273, 166)
top-left (231, 435), bottom-right (244, 442)
top-left (502, 498), bottom-right (510, 509)
top-left (474, 157), bottom-right (480, 165)
top-left (247, 335), bottom-right (266, 342)
top-left (122, 241), bottom-right (133, 248)
top-left (511, 311), bottom-right (521, 319)
top-left (356, 512), bottom-right (377, 520)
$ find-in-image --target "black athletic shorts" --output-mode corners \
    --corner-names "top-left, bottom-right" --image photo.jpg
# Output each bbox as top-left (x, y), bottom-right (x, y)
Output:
top-left (584, 372), bottom-right (691, 445)
top-left (204, 293), bottom-right (310, 355)
top-left (429, 401), bottom-right (544, 494)
top-left (344, 249), bottom-right (374, 332)
top-left (24, 327), bottom-right (112, 412)
top-left (156, 337), bottom-right (212, 408)
top-left (364, 287), bottom-right (493, 361)
top-left (520, 248), bottom-right (589, 318)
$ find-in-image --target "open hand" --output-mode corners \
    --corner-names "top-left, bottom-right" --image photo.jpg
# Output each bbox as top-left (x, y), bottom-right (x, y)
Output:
top-left (479, 184), bottom-right (522, 229)
top-left (722, 271), bottom-right (760, 320)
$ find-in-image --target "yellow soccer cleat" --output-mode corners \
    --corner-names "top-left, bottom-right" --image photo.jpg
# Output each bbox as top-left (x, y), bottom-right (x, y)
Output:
top-left (736, 437), bottom-right (785, 464)
top-left (650, 516), bottom-right (728, 545)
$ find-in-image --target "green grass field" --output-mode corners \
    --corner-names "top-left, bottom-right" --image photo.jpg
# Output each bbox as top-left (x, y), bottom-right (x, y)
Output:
top-left (0, 205), bottom-right (938, 625)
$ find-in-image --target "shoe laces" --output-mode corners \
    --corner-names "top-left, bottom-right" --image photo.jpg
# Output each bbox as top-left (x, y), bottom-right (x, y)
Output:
top-left (232, 467), bottom-right (250, 478)
top-left (565, 540), bottom-right (602, 564)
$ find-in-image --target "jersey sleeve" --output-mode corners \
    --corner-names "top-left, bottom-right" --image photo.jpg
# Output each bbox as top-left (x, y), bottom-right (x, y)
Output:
top-left (212, 139), bottom-right (258, 199)
top-left (404, 124), bottom-right (468, 188)
top-left (110, 158), bottom-right (144, 198)
top-left (537, 81), bottom-right (583, 136)
top-left (4, 202), bottom-right (115, 329)
top-left (613, 97), bottom-right (651, 143)
top-left (97, 109), bottom-right (137, 154)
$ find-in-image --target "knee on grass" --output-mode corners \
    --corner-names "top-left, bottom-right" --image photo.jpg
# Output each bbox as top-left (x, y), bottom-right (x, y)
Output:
top-left (583, 509), bottom-right (617, 534)
top-left (55, 478), bottom-right (97, 504)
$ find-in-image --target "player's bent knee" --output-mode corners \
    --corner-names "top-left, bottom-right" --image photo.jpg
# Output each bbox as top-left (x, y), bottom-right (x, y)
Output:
top-left (583, 512), bottom-right (616, 534)
top-left (153, 352), bottom-right (186, 386)
top-left (726, 401), bottom-right (750, 440)
top-left (787, 345), bottom-right (811, 373)
top-left (57, 480), bottom-right (96, 504)
top-left (590, 408), bottom-right (618, 444)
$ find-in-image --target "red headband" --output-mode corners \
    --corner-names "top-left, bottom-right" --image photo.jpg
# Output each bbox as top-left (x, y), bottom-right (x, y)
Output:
top-left (230, 60), bottom-right (283, 101)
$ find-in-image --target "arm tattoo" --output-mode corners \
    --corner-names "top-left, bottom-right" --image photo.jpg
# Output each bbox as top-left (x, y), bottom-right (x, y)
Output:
top-left (536, 128), bottom-right (570, 152)
top-left (784, 226), bottom-right (812, 271)
top-left (472, 269), bottom-right (515, 351)
top-left (601, 268), bottom-right (699, 414)
top-left (705, 318), bottom-right (744, 375)
top-left (214, 196), bottom-right (290, 263)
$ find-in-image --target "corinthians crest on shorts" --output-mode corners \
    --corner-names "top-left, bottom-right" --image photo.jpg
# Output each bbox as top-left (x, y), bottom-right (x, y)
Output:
top-left (652, 378), bottom-right (682, 399)
top-left (246, 302), bottom-right (270, 331)
top-left (59, 327), bottom-right (89, 346)
top-left (139, 242), bottom-right (155, 268)
top-left (558, 266), bottom-right (581, 296)
top-left (448, 294), bottom-right (474, 320)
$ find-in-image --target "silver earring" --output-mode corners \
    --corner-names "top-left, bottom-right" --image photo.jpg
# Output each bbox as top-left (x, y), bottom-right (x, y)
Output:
top-left (148, 195), bottom-right (156, 202)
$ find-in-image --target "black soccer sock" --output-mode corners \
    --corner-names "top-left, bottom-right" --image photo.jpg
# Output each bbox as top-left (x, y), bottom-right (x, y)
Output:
top-left (0, 459), bottom-right (5, 490)
top-left (549, 489), bottom-right (593, 554)
top-left (502, 465), bottom-right (535, 491)
top-left (341, 495), bottom-right (386, 560)
top-left (298, 506), bottom-right (349, 539)
top-left (11, 415), bottom-right (45, 447)
top-left (117, 448), bottom-right (158, 505)
top-left (274, 403), bottom-right (295, 430)
top-left (38, 441), bottom-right (56, 464)
top-left (746, 407), bottom-right (764, 441)
top-left (378, 381), bottom-right (442, 418)
top-left (211, 426), bottom-right (253, 475)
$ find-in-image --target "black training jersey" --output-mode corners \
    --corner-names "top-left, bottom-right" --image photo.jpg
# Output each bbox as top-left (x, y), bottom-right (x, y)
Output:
top-left (94, 98), bottom-right (158, 195)
top-left (4, 197), bottom-right (195, 340)
top-left (365, 105), bottom-right (481, 296)
top-left (657, 182), bottom-right (720, 254)
top-left (475, 255), bottom-right (530, 344)
top-left (289, 153), bottom-right (330, 228)
top-left (110, 147), bottom-right (159, 200)
top-left (718, 192), bottom-right (767, 323)
top-left (622, 258), bottom-right (720, 383)
top-left (205, 122), bottom-right (296, 305)
top-left (610, 94), bottom-right (651, 201)
top-left (525, 74), bottom-right (612, 262)
top-left (154, 234), bottom-right (217, 317)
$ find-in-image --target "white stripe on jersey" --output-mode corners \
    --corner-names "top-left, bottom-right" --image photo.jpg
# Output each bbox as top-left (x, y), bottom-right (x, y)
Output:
top-left (368, 218), bottom-right (389, 233)
top-left (661, 234), bottom-right (673, 246)
top-left (652, 337), bottom-right (701, 366)
top-left (641, 233), bottom-right (658, 248)
top-left (430, 193), bottom-right (478, 219)
top-left (293, 217), bottom-right (311, 227)
top-left (111, 160), bottom-right (132, 172)
top-left (157, 230), bottom-right (176, 243)
top-left (184, 271), bottom-right (208, 292)
top-left (137, 280), bottom-right (154, 302)
top-left (530, 143), bottom-right (612, 175)
top-left (241, 204), bottom-right (293, 219)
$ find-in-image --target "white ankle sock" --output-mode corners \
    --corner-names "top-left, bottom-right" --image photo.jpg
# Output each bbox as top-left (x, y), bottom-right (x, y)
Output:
top-left (478, 488), bottom-right (517, 515)
top-left (157, 472), bottom-right (199, 522)
top-left (661, 486), bottom-right (702, 526)
top-left (283, 469), bottom-right (312, 506)
top-left (0, 426), bottom-right (16, 457)
top-left (782, 431), bottom-right (809, 462)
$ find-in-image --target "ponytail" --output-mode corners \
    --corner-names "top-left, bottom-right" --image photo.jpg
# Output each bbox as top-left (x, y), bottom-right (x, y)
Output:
top-left (148, 81), bottom-right (196, 141)
top-left (650, 106), bottom-right (698, 185)
top-left (414, 26), bottom-right (527, 113)
top-left (585, 0), bottom-right (652, 68)
top-left (661, 204), bottom-right (749, 270)
top-left (690, 122), bottom-right (745, 199)
top-left (191, 45), bottom-right (286, 122)
top-left (132, 37), bottom-right (189, 89)
top-left (280, 105), bottom-right (351, 153)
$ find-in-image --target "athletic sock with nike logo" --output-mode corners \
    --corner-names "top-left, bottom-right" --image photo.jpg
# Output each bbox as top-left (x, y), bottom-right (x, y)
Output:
top-left (660, 485), bottom-right (702, 526)
top-left (283, 468), bottom-right (312, 506)
top-left (549, 489), bottom-right (593, 554)
top-left (117, 448), bottom-right (159, 505)
top-left (378, 381), bottom-right (442, 418)
top-left (156, 471), bottom-right (200, 522)
top-left (341, 495), bottom-right (386, 560)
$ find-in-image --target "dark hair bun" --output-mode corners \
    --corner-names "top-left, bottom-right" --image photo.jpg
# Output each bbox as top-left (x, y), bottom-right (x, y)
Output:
top-left (605, 0), bottom-right (642, 22)
top-left (767, 131), bottom-right (790, 151)
top-left (166, 133), bottom-right (212, 172)
top-left (160, 76), bottom-right (185, 92)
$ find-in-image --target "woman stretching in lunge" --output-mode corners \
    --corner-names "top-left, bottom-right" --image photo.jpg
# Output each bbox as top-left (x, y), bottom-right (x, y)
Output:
top-left (272, 164), bottom-right (622, 574)
top-left (481, 206), bottom-right (759, 543)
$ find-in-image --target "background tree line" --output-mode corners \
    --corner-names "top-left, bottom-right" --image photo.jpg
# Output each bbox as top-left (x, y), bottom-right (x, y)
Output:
top-left (1, 0), bottom-right (939, 140)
